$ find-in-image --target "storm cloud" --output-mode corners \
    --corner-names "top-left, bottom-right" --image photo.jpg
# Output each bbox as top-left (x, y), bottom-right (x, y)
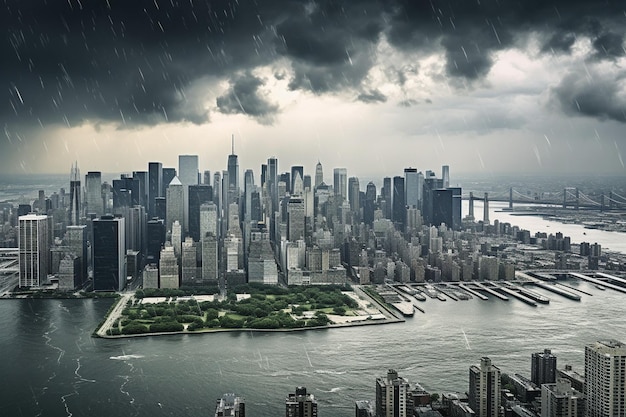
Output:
top-left (2, 0), bottom-right (626, 133)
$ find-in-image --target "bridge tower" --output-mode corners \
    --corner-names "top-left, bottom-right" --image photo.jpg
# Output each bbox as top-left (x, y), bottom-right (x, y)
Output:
top-left (509, 187), bottom-right (513, 209)
top-left (575, 188), bottom-right (579, 211)
top-left (601, 194), bottom-right (604, 212)
top-left (468, 192), bottom-right (475, 220)
top-left (483, 193), bottom-right (489, 224)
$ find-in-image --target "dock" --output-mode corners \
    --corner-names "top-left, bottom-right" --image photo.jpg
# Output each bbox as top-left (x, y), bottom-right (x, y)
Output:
top-left (569, 272), bottom-right (626, 294)
top-left (475, 282), bottom-right (509, 301)
top-left (459, 283), bottom-right (488, 300)
top-left (517, 287), bottom-right (550, 304)
top-left (496, 285), bottom-right (537, 306)
top-left (533, 281), bottom-right (581, 301)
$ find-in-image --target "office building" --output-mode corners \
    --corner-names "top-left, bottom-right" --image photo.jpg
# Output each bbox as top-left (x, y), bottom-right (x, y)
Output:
top-left (166, 176), bottom-right (184, 232)
top-left (584, 339), bottom-right (626, 417)
top-left (200, 202), bottom-right (219, 239)
top-left (267, 157), bottom-right (278, 212)
top-left (375, 369), bottom-right (412, 417)
top-left (287, 197), bottom-right (305, 242)
top-left (181, 237), bottom-right (198, 285)
top-left (285, 386), bottom-right (317, 417)
top-left (188, 184), bottom-right (212, 241)
top-left (382, 177), bottom-right (392, 219)
top-left (65, 225), bottom-right (87, 286)
top-left (132, 170), bottom-right (148, 208)
top-left (162, 167), bottom-right (177, 196)
top-left (201, 233), bottom-right (218, 284)
top-left (148, 162), bottom-right (163, 218)
top-left (469, 357), bottom-right (501, 417)
top-left (215, 393), bottom-right (245, 417)
top-left (92, 215), bottom-right (126, 292)
top-left (404, 168), bottom-right (419, 209)
top-left (146, 218), bottom-right (165, 264)
top-left (532, 349), bottom-right (557, 387)
top-left (442, 165), bottom-right (450, 188)
top-left (18, 214), bottom-right (50, 288)
top-left (69, 162), bottom-right (81, 225)
top-left (314, 161), bottom-right (323, 188)
top-left (355, 400), bottom-right (374, 417)
top-left (541, 378), bottom-right (583, 417)
top-left (85, 171), bottom-right (103, 216)
top-left (178, 155), bottom-right (199, 186)
top-left (348, 177), bottom-right (360, 213)
top-left (291, 165), bottom-right (304, 193)
top-left (333, 168), bottom-right (348, 202)
top-left (158, 245), bottom-right (179, 288)
top-left (392, 176), bottom-right (405, 229)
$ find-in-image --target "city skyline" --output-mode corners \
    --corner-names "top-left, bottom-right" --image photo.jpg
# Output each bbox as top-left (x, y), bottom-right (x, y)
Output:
top-left (2, 1), bottom-right (626, 176)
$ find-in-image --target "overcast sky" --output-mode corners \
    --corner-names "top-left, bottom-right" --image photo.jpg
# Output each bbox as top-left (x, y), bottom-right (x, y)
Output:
top-left (2, 0), bottom-right (625, 180)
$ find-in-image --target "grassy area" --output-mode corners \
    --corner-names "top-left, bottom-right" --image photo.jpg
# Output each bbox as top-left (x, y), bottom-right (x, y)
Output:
top-left (108, 284), bottom-right (359, 335)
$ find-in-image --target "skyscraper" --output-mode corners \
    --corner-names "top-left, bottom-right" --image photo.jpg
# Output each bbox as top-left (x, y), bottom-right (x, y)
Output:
top-left (215, 393), bottom-right (245, 417)
top-left (469, 357), bottom-right (501, 417)
top-left (178, 155), bottom-right (199, 186)
top-left (85, 171), bottom-right (103, 216)
top-left (188, 184), bottom-right (212, 241)
top-left (404, 168), bottom-right (419, 209)
top-left (584, 339), bottom-right (626, 417)
top-left (392, 176), bottom-right (405, 229)
top-left (69, 162), bottom-right (81, 225)
top-left (267, 157), bottom-right (278, 213)
top-left (442, 164), bottom-right (450, 188)
top-left (92, 215), bottom-right (126, 292)
top-left (314, 161), bottom-right (323, 188)
top-left (382, 177), bottom-right (392, 219)
top-left (18, 214), bottom-right (50, 288)
top-left (65, 225), bottom-right (87, 287)
top-left (348, 177), bottom-right (360, 213)
top-left (158, 245), bottom-right (179, 288)
top-left (287, 197), bottom-right (305, 242)
top-left (146, 218), bottom-right (165, 264)
top-left (162, 167), bottom-right (176, 197)
top-left (375, 369), bottom-right (412, 417)
top-left (285, 387), bottom-right (317, 417)
top-left (228, 136), bottom-right (240, 195)
top-left (148, 162), bottom-right (163, 218)
top-left (531, 349), bottom-right (557, 387)
top-left (291, 165), bottom-right (304, 193)
top-left (165, 176), bottom-right (184, 232)
top-left (333, 168), bottom-right (348, 202)
top-left (201, 233), bottom-right (218, 284)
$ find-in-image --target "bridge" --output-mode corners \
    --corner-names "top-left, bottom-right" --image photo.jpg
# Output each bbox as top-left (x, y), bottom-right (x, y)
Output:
top-left (463, 188), bottom-right (626, 215)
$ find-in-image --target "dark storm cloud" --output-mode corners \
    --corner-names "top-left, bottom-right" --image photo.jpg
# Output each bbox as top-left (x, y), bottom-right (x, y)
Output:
top-left (551, 69), bottom-right (626, 123)
top-left (356, 89), bottom-right (387, 104)
top-left (216, 72), bottom-right (279, 124)
top-left (2, 0), bottom-right (626, 132)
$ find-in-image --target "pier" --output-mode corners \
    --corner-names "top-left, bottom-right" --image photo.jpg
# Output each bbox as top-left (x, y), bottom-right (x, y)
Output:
top-left (569, 272), bottom-right (626, 294)
top-left (517, 287), bottom-right (550, 304)
top-left (496, 285), bottom-right (537, 306)
top-left (532, 281), bottom-right (581, 301)
top-left (475, 282), bottom-right (509, 301)
top-left (459, 284), bottom-right (488, 300)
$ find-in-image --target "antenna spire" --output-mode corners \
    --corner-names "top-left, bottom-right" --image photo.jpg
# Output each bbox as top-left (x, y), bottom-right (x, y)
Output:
top-left (231, 134), bottom-right (234, 155)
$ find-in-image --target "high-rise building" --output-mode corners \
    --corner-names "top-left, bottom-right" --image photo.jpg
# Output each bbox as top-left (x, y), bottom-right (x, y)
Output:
top-left (228, 138), bottom-right (240, 192)
top-left (178, 155), bottom-right (199, 186)
top-left (148, 162), bottom-right (163, 218)
top-left (314, 161), bottom-right (323, 188)
top-left (541, 378), bottom-right (583, 417)
top-left (18, 214), bottom-right (50, 288)
top-left (215, 393), bottom-right (245, 417)
top-left (287, 197), bottom-right (305, 242)
top-left (442, 164), bottom-right (450, 188)
top-left (364, 181), bottom-right (377, 226)
top-left (201, 233), bottom-right (218, 284)
top-left (69, 162), bottom-right (81, 225)
top-left (333, 168), bottom-right (348, 202)
top-left (92, 215), bottom-right (126, 292)
top-left (132, 170), bottom-right (148, 208)
top-left (65, 225), bottom-right (87, 286)
top-left (348, 177), bottom-right (360, 213)
top-left (291, 166), bottom-right (304, 194)
top-left (203, 170), bottom-right (211, 185)
top-left (162, 167), bottom-right (177, 196)
top-left (285, 386), bottom-right (317, 417)
top-left (200, 202), bottom-right (219, 239)
top-left (392, 176), bottom-right (405, 229)
top-left (158, 245), bottom-right (179, 288)
top-left (188, 184), bottom-right (212, 242)
top-left (469, 357), bottom-right (501, 417)
top-left (585, 339), bottom-right (626, 417)
top-left (85, 171), bottom-right (103, 216)
top-left (375, 369), bottom-right (412, 417)
top-left (267, 157), bottom-right (278, 212)
top-left (165, 176), bottom-right (184, 232)
top-left (382, 177), bottom-right (392, 219)
top-left (181, 237), bottom-right (198, 286)
top-left (532, 349), bottom-right (557, 387)
top-left (146, 218), bottom-right (165, 264)
top-left (404, 168), bottom-right (419, 209)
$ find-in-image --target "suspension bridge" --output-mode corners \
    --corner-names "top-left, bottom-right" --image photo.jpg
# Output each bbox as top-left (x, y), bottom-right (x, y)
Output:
top-left (464, 187), bottom-right (626, 213)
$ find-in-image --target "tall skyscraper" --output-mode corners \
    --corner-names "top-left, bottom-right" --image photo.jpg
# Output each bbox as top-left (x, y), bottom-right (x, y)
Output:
top-left (65, 225), bottom-right (87, 286)
top-left (392, 176), bottom-right (405, 229)
top-left (69, 162), bottom-right (81, 225)
top-left (188, 184), bottom-right (212, 241)
top-left (18, 214), bottom-right (50, 288)
top-left (92, 215), bottom-right (126, 292)
top-left (267, 157), bottom-right (278, 213)
top-left (85, 171), bottom-right (103, 216)
top-left (227, 136), bottom-right (240, 196)
top-left (162, 167), bottom-right (177, 196)
top-left (404, 168), bottom-right (419, 209)
top-left (375, 369), bottom-right (412, 417)
top-left (541, 378), bottom-right (583, 417)
top-left (314, 161), bottom-right (323, 188)
top-left (333, 168), bottom-right (348, 201)
top-left (178, 155), bottom-right (199, 186)
top-left (148, 162), bottom-right (163, 218)
top-left (442, 164), bottom-right (450, 188)
top-left (364, 181), bottom-right (376, 226)
top-left (287, 197), bottom-right (305, 242)
top-left (291, 165), bottom-right (304, 193)
top-left (532, 349), bottom-right (557, 387)
top-left (382, 177), bottom-right (392, 220)
top-left (146, 218), bottom-right (165, 264)
top-left (285, 386), bottom-right (317, 417)
top-left (165, 176), bottom-right (184, 232)
top-left (348, 177), bottom-right (360, 213)
top-left (159, 245), bottom-right (179, 288)
top-left (132, 170), bottom-right (148, 208)
top-left (585, 339), bottom-right (626, 417)
top-left (201, 233), bottom-right (218, 284)
top-left (469, 357), bottom-right (501, 417)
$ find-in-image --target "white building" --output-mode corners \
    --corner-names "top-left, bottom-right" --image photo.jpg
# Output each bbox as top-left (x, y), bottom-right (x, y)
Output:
top-left (18, 214), bottom-right (50, 288)
top-left (469, 357), bottom-right (501, 417)
top-left (585, 339), bottom-right (626, 417)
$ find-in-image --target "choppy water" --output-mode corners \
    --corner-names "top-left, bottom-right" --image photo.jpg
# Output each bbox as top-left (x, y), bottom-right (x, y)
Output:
top-left (1, 279), bottom-right (624, 417)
